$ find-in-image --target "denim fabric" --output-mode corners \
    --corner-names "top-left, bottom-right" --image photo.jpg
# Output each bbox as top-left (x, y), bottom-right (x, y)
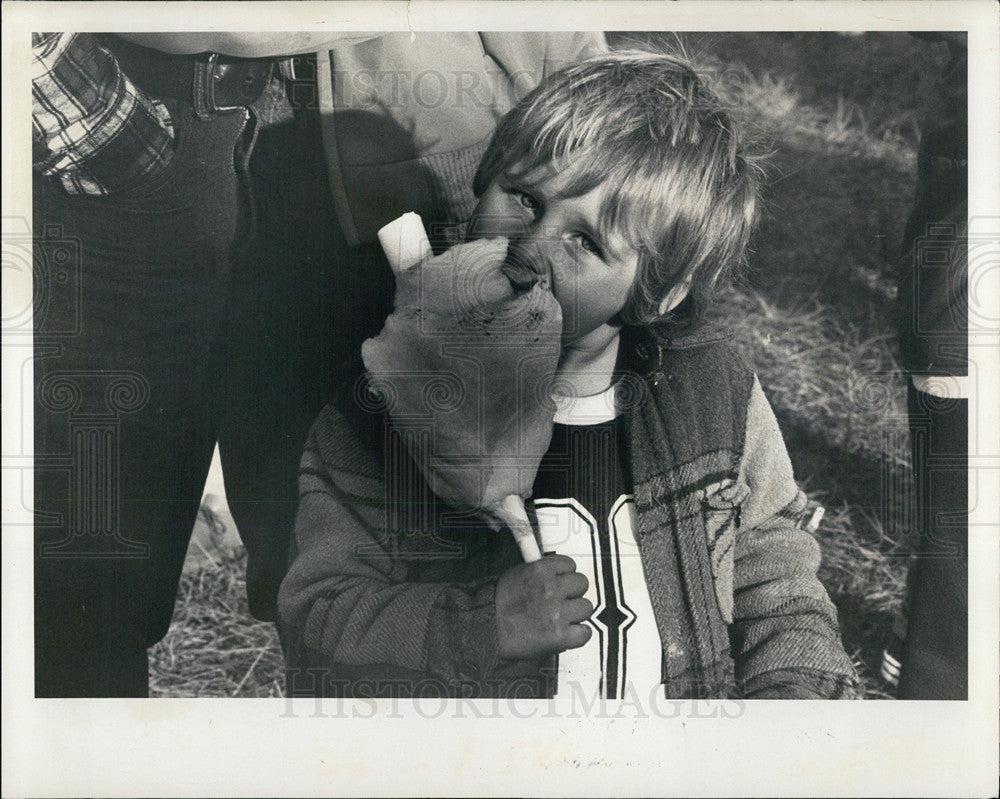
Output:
top-left (219, 75), bottom-right (351, 624)
top-left (33, 96), bottom-right (256, 696)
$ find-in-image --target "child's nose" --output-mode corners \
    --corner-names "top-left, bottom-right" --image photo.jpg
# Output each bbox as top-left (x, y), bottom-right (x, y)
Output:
top-left (500, 235), bottom-right (556, 292)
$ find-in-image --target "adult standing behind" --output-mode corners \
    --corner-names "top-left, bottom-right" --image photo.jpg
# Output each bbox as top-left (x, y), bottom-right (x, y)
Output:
top-left (32, 30), bottom-right (345, 697)
top-left (885, 33), bottom-right (968, 699)
top-left (32, 30), bottom-right (604, 697)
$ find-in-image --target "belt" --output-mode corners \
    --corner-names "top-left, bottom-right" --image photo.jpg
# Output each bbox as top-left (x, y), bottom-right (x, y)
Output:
top-left (102, 35), bottom-right (275, 114)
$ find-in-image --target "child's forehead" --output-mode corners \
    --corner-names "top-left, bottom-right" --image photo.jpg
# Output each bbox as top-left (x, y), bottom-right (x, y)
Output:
top-left (506, 160), bottom-right (566, 190)
top-left (505, 156), bottom-right (602, 200)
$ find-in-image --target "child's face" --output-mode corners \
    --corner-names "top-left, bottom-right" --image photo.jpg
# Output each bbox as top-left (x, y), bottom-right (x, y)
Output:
top-left (469, 163), bottom-right (640, 348)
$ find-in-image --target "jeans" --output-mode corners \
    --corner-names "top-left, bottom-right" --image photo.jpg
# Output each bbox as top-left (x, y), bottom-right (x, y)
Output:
top-left (32, 86), bottom-right (310, 696)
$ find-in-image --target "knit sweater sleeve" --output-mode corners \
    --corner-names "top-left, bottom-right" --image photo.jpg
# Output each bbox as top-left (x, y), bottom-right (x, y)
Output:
top-left (730, 377), bottom-right (861, 699)
top-left (277, 403), bottom-right (526, 684)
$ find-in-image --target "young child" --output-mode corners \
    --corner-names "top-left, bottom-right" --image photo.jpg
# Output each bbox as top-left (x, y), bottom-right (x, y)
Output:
top-left (278, 51), bottom-right (859, 700)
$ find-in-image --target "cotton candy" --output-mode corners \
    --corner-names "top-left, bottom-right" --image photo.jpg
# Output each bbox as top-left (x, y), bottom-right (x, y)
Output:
top-left (363, 217), bottom-right (562, 560)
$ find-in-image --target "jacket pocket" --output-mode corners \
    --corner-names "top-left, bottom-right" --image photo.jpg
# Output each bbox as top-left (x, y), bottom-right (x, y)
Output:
top-left (699, 477), bottom-right (750, 625)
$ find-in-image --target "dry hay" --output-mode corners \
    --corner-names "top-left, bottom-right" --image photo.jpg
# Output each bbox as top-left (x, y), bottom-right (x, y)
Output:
top-left (148, 540), bottom-right (284, 698)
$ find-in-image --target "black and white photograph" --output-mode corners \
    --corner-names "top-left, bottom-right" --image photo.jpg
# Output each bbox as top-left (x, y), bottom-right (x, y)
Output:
top-left (3, 1), bottom-right (998, 796)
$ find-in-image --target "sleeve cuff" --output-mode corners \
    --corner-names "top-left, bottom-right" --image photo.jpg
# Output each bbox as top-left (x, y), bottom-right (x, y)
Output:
top-left (740, 668), bottom-right (862, 700)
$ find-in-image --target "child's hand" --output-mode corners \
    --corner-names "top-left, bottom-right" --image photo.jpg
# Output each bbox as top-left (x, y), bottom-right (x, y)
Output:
top-left (495, 554), bottom-right (593, 660)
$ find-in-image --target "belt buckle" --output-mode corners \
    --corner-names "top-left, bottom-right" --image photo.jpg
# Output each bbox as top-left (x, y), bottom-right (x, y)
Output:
top-left (202, 52), bottom-right (273, 114)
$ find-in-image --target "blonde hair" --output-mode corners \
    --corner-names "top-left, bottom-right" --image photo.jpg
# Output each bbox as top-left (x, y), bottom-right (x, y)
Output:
top-left (474, 50), bottom-right (763, 329)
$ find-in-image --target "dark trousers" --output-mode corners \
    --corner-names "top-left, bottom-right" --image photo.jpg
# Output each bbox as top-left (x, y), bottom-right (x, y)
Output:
top-left (893, 38), bottom-right (968, 700)
top-left (33, 76), bottom-right (345, 696)
top-left (897, 385), bottom-right (968, 699)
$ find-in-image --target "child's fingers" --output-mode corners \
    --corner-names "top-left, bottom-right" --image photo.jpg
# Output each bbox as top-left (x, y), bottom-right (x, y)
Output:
top-left (540, 553), bottom-right (579, 575)
top-left (562, 620), bottom-right (594, 651)
top-left (563, 596), bottom-right (594, 625)
top-left (558, 571), bottom-right (589, 599)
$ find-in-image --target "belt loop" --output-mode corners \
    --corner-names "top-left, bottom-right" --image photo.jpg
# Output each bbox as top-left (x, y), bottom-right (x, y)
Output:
top-left (192, 55), bottom-right (215, 121)
top-left (285, 53), bottom-right (318, 112)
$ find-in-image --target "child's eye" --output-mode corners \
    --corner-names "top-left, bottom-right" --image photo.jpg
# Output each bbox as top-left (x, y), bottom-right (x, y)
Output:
top-left (576, 233), bottom-right (603, 258)
top-left (515, 191), bottom-right (540, 215)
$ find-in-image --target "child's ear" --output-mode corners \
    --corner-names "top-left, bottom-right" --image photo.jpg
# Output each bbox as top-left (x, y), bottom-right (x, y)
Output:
top-left (658, 276), bottom-right (693, 315)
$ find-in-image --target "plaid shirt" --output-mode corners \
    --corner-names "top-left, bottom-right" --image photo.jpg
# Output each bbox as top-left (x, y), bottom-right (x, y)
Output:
top-left (32, 32), bottom-right (176, 195)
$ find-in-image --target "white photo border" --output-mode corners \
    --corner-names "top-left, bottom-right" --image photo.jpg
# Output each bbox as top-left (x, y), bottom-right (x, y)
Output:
top-left (3, 2), bottom-right (998, 796)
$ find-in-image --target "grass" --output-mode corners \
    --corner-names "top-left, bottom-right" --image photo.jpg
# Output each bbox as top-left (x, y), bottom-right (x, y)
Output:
top-left (150, 32), bottom-right (941, 700)
top-left (713, 281), bottom-right (915, 699)
top-left (149, 508), bottom-right (284, 698)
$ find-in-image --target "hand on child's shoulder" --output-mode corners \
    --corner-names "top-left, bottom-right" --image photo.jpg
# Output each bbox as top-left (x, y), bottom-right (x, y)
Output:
top-left (495, 554), bottom-right (593, 660)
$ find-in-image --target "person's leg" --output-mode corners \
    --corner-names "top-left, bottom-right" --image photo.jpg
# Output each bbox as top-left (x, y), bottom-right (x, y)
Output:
top-left (891, 36), bottom-right (967, 700)
top-left (217, 68), bottom-right (345, 622)
top-left (219, 62), bottom-right (395, 624)
top-left (33, 100), bottom-right (249, 697)
top-left (896, 383), bottom-right (968, 699)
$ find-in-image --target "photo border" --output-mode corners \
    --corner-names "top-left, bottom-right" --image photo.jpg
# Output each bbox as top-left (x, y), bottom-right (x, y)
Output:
top-left (3, 2), bottom-right (998, 796)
